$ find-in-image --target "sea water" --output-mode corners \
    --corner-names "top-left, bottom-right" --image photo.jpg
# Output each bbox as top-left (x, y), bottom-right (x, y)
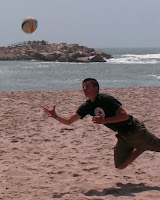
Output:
top-left (0, 48), bottom-right (160, 92)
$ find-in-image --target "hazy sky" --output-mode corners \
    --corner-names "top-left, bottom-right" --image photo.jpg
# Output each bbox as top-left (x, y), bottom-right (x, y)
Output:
top-left (1, 0), bottom-right (160, 48)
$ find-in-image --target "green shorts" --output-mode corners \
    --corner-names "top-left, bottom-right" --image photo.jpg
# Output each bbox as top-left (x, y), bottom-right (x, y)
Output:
top-left (114, 118), bottom-right (160, 168)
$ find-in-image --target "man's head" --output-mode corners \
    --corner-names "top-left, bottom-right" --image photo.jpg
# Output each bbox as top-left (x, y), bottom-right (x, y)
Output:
top-left (82, 78), bottom-right (99, 100)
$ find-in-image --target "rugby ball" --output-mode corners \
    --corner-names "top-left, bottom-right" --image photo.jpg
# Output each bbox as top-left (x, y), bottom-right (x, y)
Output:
top-left (22, 16), bottom-right (38, 34)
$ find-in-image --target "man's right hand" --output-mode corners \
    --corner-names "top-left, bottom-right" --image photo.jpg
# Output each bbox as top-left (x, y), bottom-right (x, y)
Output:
top-left (43, 105), bottom-right (57, 119)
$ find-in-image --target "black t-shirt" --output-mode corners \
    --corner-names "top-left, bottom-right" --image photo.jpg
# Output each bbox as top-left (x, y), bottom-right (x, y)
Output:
top-left (76, 93), bottom-right (133, 134)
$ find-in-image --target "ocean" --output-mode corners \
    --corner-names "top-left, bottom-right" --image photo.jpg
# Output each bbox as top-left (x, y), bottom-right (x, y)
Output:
top-left (0, 48), bottom-right (160, 92)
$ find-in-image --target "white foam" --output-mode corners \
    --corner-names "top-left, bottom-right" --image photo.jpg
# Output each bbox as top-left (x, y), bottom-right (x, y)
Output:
top-left (123, 54), bottom-right (160, 59)
top-left (148, 75), bottom-right (160, 80)
top-left (107, 54), bottom-right (160, 64)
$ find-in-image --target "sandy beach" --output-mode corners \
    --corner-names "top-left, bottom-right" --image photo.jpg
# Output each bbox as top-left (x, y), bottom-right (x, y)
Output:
top-left (0, 87), bottom-right (160, 200)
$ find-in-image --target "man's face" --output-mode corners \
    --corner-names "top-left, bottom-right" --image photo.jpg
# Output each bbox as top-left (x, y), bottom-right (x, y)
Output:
top-left (82, 81), bottom-right (98, 98)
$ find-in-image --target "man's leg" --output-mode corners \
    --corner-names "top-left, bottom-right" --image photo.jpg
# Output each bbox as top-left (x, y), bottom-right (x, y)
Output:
top-left (115, 118), bottom-right (160, 169)
top-left (114, 135), bottom-right (135, 169)
top-left (117, 149), bottom-right (144, 170)
top-left (114, 119), bottom-right (160, 170)
top-left (129, 118), bottom-right (160, 152)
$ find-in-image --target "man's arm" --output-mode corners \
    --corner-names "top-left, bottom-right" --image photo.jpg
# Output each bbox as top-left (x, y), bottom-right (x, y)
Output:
top-left (92, 106), bottom-right (129, 124)
top-left (44, 105), bottom-right (81, 125)
top-left (55, 113), bottom-right (81, 125)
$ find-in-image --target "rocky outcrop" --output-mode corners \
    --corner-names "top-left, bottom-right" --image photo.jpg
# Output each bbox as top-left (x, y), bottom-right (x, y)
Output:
top-left (0, 42), bottom-right (112, 62)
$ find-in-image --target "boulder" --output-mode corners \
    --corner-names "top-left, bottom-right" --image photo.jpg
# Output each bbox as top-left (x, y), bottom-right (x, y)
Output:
top-left (32, 52), bottom-right (46, 60)
top-left (88, 55), bottom-right (106, 62)
top-left (75, 57), bottom-right (90, 63)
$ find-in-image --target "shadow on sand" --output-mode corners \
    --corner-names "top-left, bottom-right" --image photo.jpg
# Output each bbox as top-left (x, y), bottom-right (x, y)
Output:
top-left (84, 183), bottom-right (160, 197)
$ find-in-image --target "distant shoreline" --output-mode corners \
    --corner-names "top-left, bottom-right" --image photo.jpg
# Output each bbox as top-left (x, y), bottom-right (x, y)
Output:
top-left (0, 86), bottom-right (159, 93)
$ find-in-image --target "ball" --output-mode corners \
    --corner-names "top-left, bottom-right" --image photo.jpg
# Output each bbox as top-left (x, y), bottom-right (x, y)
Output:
top-left (21, 16), bottom-right (38, 34)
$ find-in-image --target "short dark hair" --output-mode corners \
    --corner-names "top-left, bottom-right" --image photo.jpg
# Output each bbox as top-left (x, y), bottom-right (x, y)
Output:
top-left (82, 78), bottom-right (99, 93)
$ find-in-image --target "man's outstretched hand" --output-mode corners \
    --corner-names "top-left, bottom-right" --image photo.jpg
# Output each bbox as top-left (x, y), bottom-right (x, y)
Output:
top-left (43, 105), bottom-right (57, 119)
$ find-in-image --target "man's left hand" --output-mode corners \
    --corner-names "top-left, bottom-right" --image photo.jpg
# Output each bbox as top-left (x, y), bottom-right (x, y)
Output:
top-left (92, 115), bottom-right (105, 124)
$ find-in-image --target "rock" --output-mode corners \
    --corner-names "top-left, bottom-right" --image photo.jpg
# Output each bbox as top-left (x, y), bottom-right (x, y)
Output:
top-left (68, 51), bottom-right (90, 62)
top-left (88, 55), bottom-right (106, 62)
top-left (31, 52), bottom-right (42, 60)
top-left (75, 57), bottom-right (90, 63)
top-left (0, 41), bottom-right (112, 62)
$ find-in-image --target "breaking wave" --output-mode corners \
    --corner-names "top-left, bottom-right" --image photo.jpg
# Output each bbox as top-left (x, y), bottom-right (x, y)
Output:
top-left (107, 53), bottom-right (160, 64)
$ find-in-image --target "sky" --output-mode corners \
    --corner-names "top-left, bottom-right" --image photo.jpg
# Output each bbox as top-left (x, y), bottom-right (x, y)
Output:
top-left (1, 0), bottom-right (160, 48)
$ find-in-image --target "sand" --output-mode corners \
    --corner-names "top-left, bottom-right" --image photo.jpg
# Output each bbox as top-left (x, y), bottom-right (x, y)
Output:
top-left (0, 87), bottom-right (160, 200)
